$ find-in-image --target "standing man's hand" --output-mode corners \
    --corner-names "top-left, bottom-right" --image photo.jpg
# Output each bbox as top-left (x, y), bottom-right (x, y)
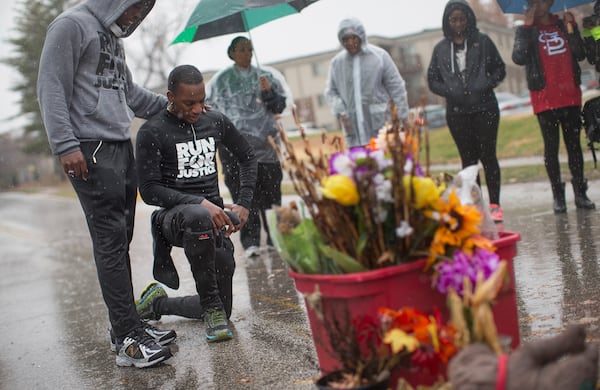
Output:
top-left (225, 203), bottom-right (249, 230)
top-left (60, 150), bottom-right (88, 180)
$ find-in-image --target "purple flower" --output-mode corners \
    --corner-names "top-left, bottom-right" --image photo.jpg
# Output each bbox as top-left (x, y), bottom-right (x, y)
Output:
top-left (414, 162), bottom-right (424, 177)
top-left (329, 152), bottom-right (353, 176)
top-left (404, 154), bottom-right (424, 177)
top-left (348, 147), bottom-right (369, 163)
top-left (434, 248), bottom-right (500, 296)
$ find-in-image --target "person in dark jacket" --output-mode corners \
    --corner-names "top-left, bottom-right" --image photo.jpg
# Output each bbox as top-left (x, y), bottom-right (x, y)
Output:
top-left (512, 0), bottom-right (595, 213)
top-left (136, 65), bottom-right (258, 343)
top-left (37, 0), bottom-right (174, 368)
top-left (427, 0), bottom-right (506, 222)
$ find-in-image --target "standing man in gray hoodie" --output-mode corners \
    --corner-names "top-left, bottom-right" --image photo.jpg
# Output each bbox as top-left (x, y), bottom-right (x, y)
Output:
top-left (324, 17), bottom-right (409, 148)
top-left (37, 0), bottom-right (175, 368)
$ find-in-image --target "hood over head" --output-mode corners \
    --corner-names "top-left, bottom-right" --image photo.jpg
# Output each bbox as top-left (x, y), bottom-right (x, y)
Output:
top-left (442, 0), bottom-right (478, 40)
top-left (337, 17), bottom-right (367, 46)
top-left (84, 0), bottom-right (156, 37)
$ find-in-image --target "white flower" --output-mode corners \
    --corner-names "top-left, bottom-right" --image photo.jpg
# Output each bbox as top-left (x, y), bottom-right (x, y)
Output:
top-left (375, 177), bottom-right (393, 203)
top-left (396, 220), bottom-right (414, 238)
top-left (404, 158), bottom-right (413, 174)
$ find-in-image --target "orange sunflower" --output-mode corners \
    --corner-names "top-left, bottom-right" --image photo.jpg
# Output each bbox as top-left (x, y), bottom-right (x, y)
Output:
top-left (424, 188), bottom-right (482, 268)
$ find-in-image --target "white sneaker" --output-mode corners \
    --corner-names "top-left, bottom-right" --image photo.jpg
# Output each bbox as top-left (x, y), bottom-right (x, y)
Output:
top-left (245, 246), bottom-right (260, 258)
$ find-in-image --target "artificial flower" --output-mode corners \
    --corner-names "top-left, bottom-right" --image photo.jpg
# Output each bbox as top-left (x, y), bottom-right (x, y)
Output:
top-left (396, 220), bottom-right (414, 238)
top-left (425, 189), bottom-right (482, 267)
top-left (320, 174), bottom-right (359, 206)
top-left (329, 152), bottom-right (354, 176)
top-left (378, 306), bottom-right (458, 370)
top-left (403, 176), bottom-right (441, 209)
top-left (384, 328), bottom-right (419, 353)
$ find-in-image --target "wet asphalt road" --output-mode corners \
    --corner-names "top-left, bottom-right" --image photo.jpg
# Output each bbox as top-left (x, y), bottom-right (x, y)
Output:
top-left (2, 178), bottom-right (600, 389)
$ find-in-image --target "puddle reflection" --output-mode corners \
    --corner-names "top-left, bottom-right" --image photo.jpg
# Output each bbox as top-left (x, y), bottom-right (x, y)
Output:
top-left (506, 210), bottom-right (600, 341)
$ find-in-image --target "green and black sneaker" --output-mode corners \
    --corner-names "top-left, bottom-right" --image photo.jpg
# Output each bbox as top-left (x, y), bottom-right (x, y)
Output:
top-left (203, 308), bottom-right (233, 342)
top-left (136, 282), bottom-right (167, 321)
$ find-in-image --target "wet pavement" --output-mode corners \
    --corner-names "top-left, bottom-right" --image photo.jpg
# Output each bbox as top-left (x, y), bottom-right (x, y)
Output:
top-left (1, 178), bottom-right (600, 389)
top-left (0, 192), bottom-right (318, 389)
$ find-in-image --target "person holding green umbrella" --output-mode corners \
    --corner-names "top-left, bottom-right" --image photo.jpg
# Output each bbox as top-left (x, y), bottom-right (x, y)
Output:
top-left (206, 36), bottom-right (292, 258)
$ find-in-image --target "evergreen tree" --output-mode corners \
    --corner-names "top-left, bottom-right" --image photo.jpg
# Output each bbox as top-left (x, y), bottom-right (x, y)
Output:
top-left (2, 0), bottom-right (65, 155)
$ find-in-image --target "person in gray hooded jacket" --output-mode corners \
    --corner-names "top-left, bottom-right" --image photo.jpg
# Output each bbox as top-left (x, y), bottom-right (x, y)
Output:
top-left (37, 0), bottom-right (174, 368)
top-left (324, 17), bottom-right (409, 148)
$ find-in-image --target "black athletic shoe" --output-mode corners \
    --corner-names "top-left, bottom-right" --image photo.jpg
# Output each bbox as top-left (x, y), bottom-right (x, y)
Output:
top-left (115, 327), bottom-right (172, 368)
top-left (110, 323), bottom-right (176, 352)
top-left (142, 322), bottom-right (176, 346)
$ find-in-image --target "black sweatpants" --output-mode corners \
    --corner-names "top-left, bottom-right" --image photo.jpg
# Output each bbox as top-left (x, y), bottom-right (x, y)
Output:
top-left (70, 140), bottom-right (140, 340)
top-left (152, 240), bottom-right (235, 319)
top-left (446, 107), bottom-right (501, 205)
top-left (154, 204), bottom-right (232, 314)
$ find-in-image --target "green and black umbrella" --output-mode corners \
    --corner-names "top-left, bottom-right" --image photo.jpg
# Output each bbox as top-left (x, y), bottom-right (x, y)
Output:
top-left (172, 0), bottom-right (320, 44)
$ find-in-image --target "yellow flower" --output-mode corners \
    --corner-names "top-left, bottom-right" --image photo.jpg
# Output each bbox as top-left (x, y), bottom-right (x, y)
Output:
top-left (384, 328), bottom-right (420, 354)
top-left (403, 176), bottom-right (440, 209)
top-left (424, 189), bottom-right (482, 266)
top-left (427, 316), bottom-right (440, 352)
top-left (320, 174), bottom-right (359, 206)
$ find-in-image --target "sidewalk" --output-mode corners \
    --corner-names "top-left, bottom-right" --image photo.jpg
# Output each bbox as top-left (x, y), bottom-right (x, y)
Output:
top-left (434, 154), bottom-right (598, 172)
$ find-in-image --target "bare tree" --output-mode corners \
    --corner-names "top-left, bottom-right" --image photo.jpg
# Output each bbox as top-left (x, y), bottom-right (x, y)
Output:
top-left (126, 2), bottom-right (193, 88)
top-left (1, 0), bottom-right (68, 155)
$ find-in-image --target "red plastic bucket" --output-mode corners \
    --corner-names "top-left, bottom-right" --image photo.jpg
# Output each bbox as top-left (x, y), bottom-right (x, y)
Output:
top-left (290, 231), bottom-right (521, 385)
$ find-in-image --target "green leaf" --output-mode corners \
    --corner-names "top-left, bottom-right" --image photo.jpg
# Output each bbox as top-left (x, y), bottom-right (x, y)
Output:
top-left (318, 244), bottom-right (367, 273)
top-left (267, 211), bottom-right (321, 273)
top-left (266, 210), bottom-right (303, 271)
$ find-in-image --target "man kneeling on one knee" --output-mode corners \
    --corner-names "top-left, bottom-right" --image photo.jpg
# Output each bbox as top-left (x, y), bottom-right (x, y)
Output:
top-left (136, 64), bottom-right (258, 342)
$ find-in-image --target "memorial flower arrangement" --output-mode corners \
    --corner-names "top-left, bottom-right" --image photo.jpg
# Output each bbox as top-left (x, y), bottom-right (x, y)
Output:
top-left (268, 109), bottom-right (509, 388)
top-left (269, 110), bottom-right (499, 282)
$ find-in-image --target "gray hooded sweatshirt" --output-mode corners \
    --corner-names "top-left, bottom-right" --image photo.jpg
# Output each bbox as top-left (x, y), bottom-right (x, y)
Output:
top-left (324, 17), bottom-right (409, 147)
top-left (37, 0), bottom-right (167, 157)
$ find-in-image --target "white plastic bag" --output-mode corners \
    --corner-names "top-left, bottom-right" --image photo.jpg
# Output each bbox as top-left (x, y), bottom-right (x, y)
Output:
top-left (449, 165), bottom-right (499, 240)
